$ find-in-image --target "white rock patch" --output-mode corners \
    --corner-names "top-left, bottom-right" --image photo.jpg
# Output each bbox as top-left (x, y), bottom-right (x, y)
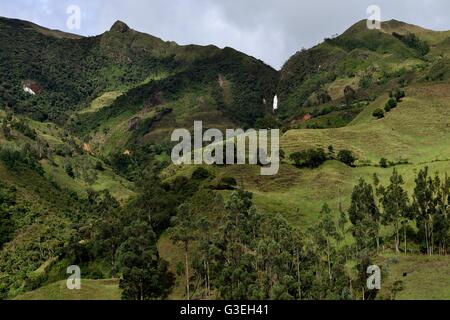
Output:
top-left (273, 95), bottom-right (278, 111)
top-left (23, 86), bottom-right (36, 95)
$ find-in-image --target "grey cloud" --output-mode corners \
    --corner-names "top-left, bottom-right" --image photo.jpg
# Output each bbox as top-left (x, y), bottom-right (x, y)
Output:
top-left (1, 0), bottom-right (450, 69)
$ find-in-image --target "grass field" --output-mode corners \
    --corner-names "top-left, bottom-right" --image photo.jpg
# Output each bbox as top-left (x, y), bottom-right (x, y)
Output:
top-left (14, 279), bottom-right (121, 300)
top-left (377, 254), bottom-right (450, 300)
top-left (78, 91), bottom-right (124, 115)
top-left (283, 84), bottom-right (450, 164)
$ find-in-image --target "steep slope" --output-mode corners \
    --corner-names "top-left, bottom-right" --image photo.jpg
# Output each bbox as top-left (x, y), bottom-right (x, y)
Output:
top-left (276, 19), bottom-right (447, 125)
top-left (0, 17), bottom-right (277, 130)
top-left (0, 107), bottom-right (135, 298)
top-left (2, 16), bottom-right (450, 300)
top-left (160, 20), bottom-right (450, 299)
top-left (0, 17), bottom-right (278, 299)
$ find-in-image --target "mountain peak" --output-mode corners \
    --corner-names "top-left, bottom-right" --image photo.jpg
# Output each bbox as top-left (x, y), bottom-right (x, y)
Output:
top-left (110, 20), bottom-right (130, 33)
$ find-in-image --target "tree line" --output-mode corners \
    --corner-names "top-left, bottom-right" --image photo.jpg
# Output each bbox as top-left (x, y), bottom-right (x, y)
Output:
top-left (168, 167), bottom-right (450, 300)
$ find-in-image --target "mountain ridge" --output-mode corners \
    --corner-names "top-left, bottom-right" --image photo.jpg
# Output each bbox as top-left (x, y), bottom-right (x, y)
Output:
top-left (1, 15), bottom-right (450, 300)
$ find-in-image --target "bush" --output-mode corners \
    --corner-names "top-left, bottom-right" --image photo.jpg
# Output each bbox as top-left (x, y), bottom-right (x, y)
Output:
top-left (255, 116), bottom-right (281, 129)
top-left (379, 158), bottom-right (388, 168)
top-left (385, 98), bottom-right (398, 111)
top-left (65, 163), bottom-right (75, 178)
top-left (221, 176), bottom-right (237, 186)
top-left (390, 89), bottom-right (405, 102)
top-left (191, 167), bottom-right (211, 180)
top-left (95, 161), bottom-right (104, 171)
top-left (290, 148), bottom-right (327, 168)
top-left (392, 32), bottom-right (430, 56)
top-left (372, 108), bottom-right (384, 119)
top-left (12, 120), bottom-right (36, 140)
top-left (337, 150), bottom-right (357, 167)
top-left (0, 145), bottom-right (43, 173)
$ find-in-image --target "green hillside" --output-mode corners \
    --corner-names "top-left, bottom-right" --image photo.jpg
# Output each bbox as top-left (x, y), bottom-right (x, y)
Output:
top-left (14, 279), bottom-right (121, 300)
top-left (1, 17), bottom-right (450, 301)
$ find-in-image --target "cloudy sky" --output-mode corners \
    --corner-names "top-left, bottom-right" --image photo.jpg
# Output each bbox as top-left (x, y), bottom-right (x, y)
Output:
top-left (1, 0), bottom-right (449, 69)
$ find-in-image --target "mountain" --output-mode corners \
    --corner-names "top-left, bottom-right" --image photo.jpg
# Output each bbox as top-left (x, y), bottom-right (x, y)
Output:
top-left (1, 17), bottom-right (450, 300)
top-left (277, 19), bottom-right (450, 125)
top-left (0, 17), bottom-right (277, 129)
top-left (0, 16), bottom-right (278, 299)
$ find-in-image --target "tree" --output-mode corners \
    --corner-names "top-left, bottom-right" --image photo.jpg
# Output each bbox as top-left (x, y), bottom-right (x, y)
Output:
top-left (132, 173), bottom-right (179, 233)
top-left (409, 169), bottom-right (450, 256)
top-left (289, 148), bottom-right (327, 168)
top-left (434, 174), bottom-right (450, 255)
top-left (412, 168), bottom-right (436, 255)
top-left (117, 219), bottom-right (173, 300)
top-left (316, 203), bottom-right (340, 281)
top-left (216, 189), bottom-right (261, 299)
top-left (255, 115), bottom-right (282, 129)
top-left (355, 251), bottom-right (378, 300)
top-left (390, 280), bottom-right (404, 300)
top-left (337, 150), bottom-right (357, 167)
top-left (378, 169), bottom-right (410, 253)
top-left (348, 178), bottom-right (380, 251)
top-left (170, 204), bottom-right (197, 300)
top-left (91, 191), bottom-right (121, 269)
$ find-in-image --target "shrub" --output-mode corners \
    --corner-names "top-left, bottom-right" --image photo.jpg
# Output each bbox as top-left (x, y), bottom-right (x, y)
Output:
top-left (12, 120), bottom-right (36, 140)
top-left (255, 116), bottom-right (282, 129)
top-left (379, 158), bottom-right (388, 168)
top-left (392, 32), bottom-right (430, 56)
top-left (95, 161), bottom-right (104, 171)
top-left (191, 167), bottom-right (211, 180)
top-left (359, 74), bottom-right (373, 89)
top-left (337, 150), bottom-right (357, 167)
top-left (385, 98), bottom-right (398, 111)
top-left (372, 108), bottom-right (384, 119)
top-left (212, 176), bottom-right (238, 190)
top-left (65, 163), bottom-right (75, 178)
top-left (391, 89), bottom-right (405, 102)
top-left (0, 145), bottom-right (43, 173)
top-left (220, 176), bottom-right (237, 187)
top-left (290, 148), bottom-right (327, 168)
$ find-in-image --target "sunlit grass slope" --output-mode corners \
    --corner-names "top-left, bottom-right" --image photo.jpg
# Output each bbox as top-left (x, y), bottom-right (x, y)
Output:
top-left (14, 279), bottom-right (121, 300)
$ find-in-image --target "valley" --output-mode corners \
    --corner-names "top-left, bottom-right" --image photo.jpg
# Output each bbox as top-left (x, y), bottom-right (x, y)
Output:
top-left (0, 16), bottom-right (449, 301)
